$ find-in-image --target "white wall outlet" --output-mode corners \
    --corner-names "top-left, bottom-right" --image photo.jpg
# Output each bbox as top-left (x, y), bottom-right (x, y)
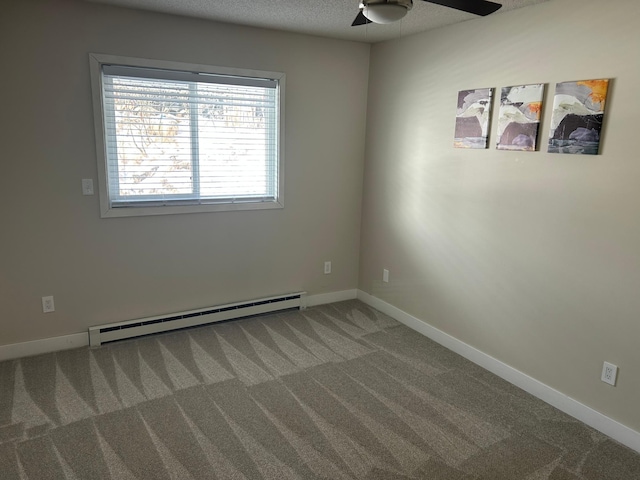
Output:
top-left (383, 269), bottom-right (389, 283)
top-left (82, 178), bottom-right (94, 195)
top-left (42, 296), bottom-right (55, 313)
top-left (601, 361), bottom-right (618, 386)
top-left (324, 261), bottom-right (332, 274)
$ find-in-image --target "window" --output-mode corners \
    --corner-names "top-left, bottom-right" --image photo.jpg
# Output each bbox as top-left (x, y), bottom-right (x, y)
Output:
top-left (89, 54), bottom-right (284, 217)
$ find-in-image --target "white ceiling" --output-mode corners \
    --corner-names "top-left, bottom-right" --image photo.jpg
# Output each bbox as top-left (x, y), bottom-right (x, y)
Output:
top-left (84, 0), bottom-right (551, 43)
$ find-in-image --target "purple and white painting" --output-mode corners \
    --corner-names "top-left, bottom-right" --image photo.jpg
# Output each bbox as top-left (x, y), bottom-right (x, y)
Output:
top-left (454, 88), bottom-right (493, 149)
top-left (496, 84), bottom-right (545, 151)
top-left (548, 79), bottom-right (609, 155)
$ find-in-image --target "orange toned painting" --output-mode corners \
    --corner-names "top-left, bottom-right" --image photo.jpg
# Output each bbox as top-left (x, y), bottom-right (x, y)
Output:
top-left (548, 79), bottom-right (610, 155)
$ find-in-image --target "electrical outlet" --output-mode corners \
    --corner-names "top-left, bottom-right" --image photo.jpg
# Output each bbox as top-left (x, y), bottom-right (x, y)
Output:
top-left (82, 179), bottom-right (94, 195)
top-left (601, 362), bottom-right (618, 386)
top-left (324, 261), bottom-right (332, 274)
top-left (42, 296), bottom-right (55, 313)
top-left (383, 269), bottom-right (389, 283)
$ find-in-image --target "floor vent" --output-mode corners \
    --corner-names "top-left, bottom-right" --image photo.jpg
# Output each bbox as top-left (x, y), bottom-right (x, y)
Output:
top-left (89, 292), bottom-right (307, 347)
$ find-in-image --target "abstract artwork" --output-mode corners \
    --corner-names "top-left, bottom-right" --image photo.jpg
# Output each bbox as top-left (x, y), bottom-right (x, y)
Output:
top-left (548, 79), bottom-right (609, 155)
top-left (454, 88), bottom-right (493, 149)
top-left (496, 84), bottom-right (545, 151)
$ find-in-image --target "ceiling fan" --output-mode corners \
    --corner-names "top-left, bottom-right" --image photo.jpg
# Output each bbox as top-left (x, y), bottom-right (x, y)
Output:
top-left (352, 0), bottom-right (502, 26)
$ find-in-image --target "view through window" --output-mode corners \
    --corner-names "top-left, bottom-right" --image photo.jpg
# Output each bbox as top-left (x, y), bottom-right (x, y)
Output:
top-left (90, 55), bottom-right (284, 217)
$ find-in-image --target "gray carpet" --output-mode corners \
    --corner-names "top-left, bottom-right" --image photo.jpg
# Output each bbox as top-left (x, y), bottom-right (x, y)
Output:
top-left (1, 300), bottom-right (639, 479)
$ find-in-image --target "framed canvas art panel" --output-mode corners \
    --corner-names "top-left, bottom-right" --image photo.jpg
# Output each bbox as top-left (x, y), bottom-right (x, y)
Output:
top-left (454, 88), bottom-right (494, 149)
top-left (548, 79), bottom-right (609, 155)
top-left (496, 84), bottom-right (545, 151)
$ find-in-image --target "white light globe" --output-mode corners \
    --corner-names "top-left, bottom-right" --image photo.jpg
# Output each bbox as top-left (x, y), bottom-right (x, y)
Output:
top-left (363, 4), bottom-right (409, 24)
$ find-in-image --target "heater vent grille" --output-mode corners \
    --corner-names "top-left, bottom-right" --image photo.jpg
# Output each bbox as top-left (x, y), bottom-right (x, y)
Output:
top-left (89, 292), bottom-right (306, 347)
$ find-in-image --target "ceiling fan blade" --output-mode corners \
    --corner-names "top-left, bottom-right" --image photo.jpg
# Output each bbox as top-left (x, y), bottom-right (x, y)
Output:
top-left (351, 11), bottom-right (373, 26)
top-left (423, 0), bottom-right (502, 16)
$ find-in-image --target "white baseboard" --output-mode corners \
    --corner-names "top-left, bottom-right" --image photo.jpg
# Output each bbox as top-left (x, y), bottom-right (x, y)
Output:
top-left (306, 289), bottom-right (358, 307)
top-left (357, 289), bottom-right (640, 454)
top-left (0, 332), bottom-right (89, 362)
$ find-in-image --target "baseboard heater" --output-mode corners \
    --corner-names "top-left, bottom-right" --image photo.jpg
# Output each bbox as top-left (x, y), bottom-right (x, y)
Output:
top-left (88, 292), bottom-right (307, 347)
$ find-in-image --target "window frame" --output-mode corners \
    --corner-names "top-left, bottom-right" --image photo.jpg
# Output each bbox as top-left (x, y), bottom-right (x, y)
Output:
top-left (89, 53), bottom-right (285, 218)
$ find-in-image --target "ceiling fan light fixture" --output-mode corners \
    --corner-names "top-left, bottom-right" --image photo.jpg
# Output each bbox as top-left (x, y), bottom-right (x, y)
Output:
top-left (360, 0), bottom-right (413, 24)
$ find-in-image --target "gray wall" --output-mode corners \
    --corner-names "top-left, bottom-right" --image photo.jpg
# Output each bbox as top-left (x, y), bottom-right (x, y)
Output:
top-left (359, 0), bottom-right (640, 431)
top-left (0, 0), bottom-right (369, 344)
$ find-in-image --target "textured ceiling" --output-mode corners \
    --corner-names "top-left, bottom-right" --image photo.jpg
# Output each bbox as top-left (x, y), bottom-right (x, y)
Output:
top-left (83, 0), bottom-right (551, 43)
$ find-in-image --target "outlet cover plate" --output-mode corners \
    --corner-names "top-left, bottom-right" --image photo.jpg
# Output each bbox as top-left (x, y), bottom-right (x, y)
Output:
top-left (601, 361), bottom-right (618, 386)
top-left (82, 179), bottom-right (94, 195)
top-left (42, 296), bottom-right (55, 313)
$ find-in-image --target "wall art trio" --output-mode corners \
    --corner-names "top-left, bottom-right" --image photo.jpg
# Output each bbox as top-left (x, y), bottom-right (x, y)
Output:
top-left (454, 79), bottom-right (610, 155)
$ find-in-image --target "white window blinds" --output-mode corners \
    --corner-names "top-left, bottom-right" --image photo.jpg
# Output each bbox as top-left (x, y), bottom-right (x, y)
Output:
top-left (100, 64), bottom-right (280, 208)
